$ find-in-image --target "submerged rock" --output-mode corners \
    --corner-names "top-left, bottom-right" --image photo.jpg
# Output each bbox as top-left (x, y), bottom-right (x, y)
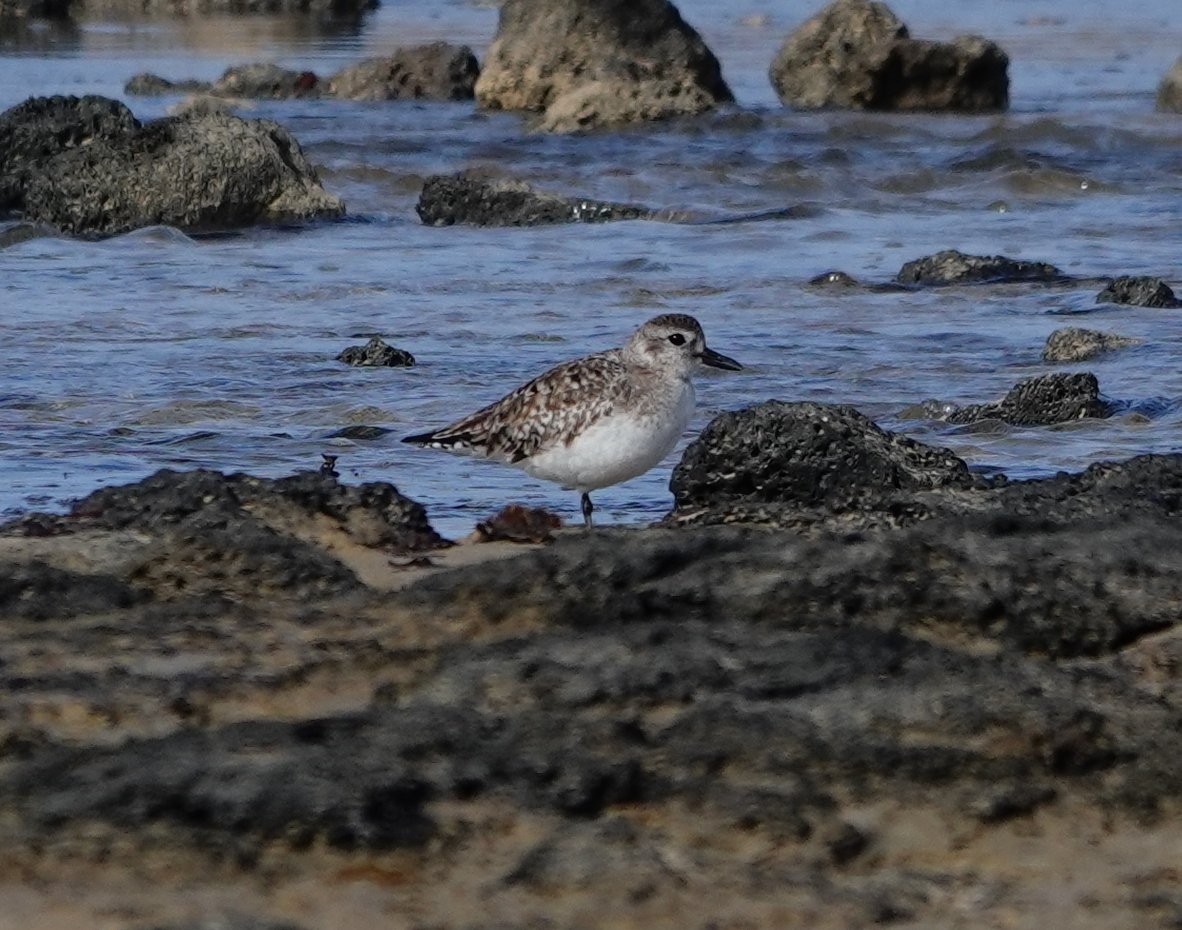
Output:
top-left (1042, 327), bottom-right (1138, 363)
top-left (769, 0), bottom-right (1008, 112)
top-left (416, 172), bottom-right (652, 227)
top-left (124, 73), bottom-right (208, 96)
top-left (807, 269), bottom-right (861, 288)
top-left (327, 43), bottom-right (480, 101)
top-left (337, 336), bottom-right (415, 367)
top-left (474, 0), bottom-right (733, 130)
top-left (210, 63), bottom-right (320, 99)
top-left (0, 96), bottom-right (344, 236)
top-left (896, 249), bottom-right (1064, 286)
top-left (946, 372), bottom-right (1111, 425)
top-left (1156, 56), bottom-right (1182, 112)
top-left (125, 44), bottom-right (480, 104)
top-left (1095, 275), bottom-right (1181, 309)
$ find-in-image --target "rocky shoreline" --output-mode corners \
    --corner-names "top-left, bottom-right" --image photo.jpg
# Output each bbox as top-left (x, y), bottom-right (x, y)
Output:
top-left (2, 398), bottom-right (1181, 929)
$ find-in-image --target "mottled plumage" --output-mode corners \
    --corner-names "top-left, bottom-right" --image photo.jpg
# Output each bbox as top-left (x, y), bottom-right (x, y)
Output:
top-left (403, 314), bottom-right (742, 527)
top-left (408, 352), bottom-right (627, 464)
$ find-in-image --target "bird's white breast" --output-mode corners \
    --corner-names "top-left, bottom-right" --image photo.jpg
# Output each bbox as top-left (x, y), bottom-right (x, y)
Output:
top-left (521, 378), bottom-right (696, 492)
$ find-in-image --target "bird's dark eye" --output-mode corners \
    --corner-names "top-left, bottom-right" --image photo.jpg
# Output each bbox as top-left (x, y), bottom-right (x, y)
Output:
top-left (668, 333), bottom-right (686, 346)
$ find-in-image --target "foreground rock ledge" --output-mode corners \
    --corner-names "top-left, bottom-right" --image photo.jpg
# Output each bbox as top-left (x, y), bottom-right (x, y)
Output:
top-left (1, 468), bottom-right (446, 607)
top-left (2, 461), bottom-right (1182, 926)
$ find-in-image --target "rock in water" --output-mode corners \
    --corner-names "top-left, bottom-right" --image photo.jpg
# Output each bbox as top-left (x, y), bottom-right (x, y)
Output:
top-left (1156, 56), bottom-right (1182, 112)
top-left (416, 172), bottom-right (652, 227)
top-left (210, 63), bottom-right (321, 99)
top-left (327, 43), bottom-right (480, 101)
top-left (0, 97), bottom-right (344, 235)
top-left (670, 401), bottom-right (972, 513)
top-left (896, 249), bottom-right (1063, 286)
top-left (1095, 276), bottom-right (1181, 308)
top-left (474, 0), bottom-right (733, 130)
top-left (124, 73), bottom-right (209, 97)
top-left (0, 95), bottom-right (137, 209)
top-left (337, 336), bottom-right (416, 367)
top-left (946, 372), bottom-right (1111, 425)
top-left (769, 0), bottom-right (1008, 112)
top-left (1042, 328), bottom-right (1138, 363)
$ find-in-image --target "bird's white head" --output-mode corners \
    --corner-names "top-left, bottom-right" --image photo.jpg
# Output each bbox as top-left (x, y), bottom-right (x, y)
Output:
top-left (622, 313), bottom-right (743, 376)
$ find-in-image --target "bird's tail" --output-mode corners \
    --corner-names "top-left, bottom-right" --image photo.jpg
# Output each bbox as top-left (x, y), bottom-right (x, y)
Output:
top-left (401, 427), bottom-right (478, 451)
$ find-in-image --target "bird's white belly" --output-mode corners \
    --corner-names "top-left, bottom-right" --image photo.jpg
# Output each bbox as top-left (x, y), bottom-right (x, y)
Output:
top-left (521, 383), bottom-right (695, 492)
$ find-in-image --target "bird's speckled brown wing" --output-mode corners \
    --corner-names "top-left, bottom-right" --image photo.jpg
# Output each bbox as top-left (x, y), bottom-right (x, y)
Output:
top-left (402, 351), bottom-right (629, 463)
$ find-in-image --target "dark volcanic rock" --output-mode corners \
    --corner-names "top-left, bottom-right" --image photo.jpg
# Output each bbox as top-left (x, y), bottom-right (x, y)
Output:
top-left (807, 270), bottom-right (861, 288)
top-left (1, 469), bottom-right (446, 602)
top-left (1, 96), bottom-right (342, 235)
top-left (1156, 56), bottom-right (1182, 112)
top-left (1096, 275), bottom-right (1181, 309)
top-left (337, 336), bottom-right (415, 367)
top-left (474, 0), bottom-right (733, 130)
top-left (417, 172), bottom-right (652, 227)
top-left (212, 63), bottom-right (320, 99)
top-left (0, 94), bottom-right (137, 209)
top-left (671, 401), bottom-right (972, 515)
top-left (70, 468), bottom-right (444, 551)
top-left (11, 719), bottom-right (437, 851)
top-left (427, 484), bottom-right (1182, 657)
top-left (896, 249), bottom-right (1064, 286)
top-left (127, 65), bottom-right (320, 100)
top-left (668, 393), bottom-right (1166, 530)
top-left (20, 109), bottom-right (343, 236)
top-left (0, 560), bottom-right (144, 619)
top-left (126, 44), bottom-right (478, 105)
top-left (946, 372), bottom-right (1111, 425)
top-left (327, 42), bottom-right (480, 101)
top-left (124, 73), bottom-right (208, 96)
top-left (5, 447), bottom-right (1182, 922)
top-left (1042, 327), bottom-right (1138, 363)
top-left (769, 0), bottom-right (1008, 112)
top-left (9, 517), bottom-right (1182, 861)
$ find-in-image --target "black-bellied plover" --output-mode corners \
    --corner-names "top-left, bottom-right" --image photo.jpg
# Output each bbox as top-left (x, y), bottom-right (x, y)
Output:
top-left (402, 314), bottom-right (742, 527)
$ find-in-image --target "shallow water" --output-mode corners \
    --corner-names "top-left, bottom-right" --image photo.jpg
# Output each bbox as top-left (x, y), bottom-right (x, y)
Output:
top-left (2, 0), bottom-right (1181, 536)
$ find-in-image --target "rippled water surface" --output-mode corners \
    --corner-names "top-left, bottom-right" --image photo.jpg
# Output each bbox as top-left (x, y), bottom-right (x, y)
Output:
top-left (2, 0), bottom-right (1181, 536)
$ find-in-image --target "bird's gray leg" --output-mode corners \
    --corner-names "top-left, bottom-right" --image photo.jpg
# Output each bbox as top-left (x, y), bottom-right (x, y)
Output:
top-left (581, 492), bottom-right (594, 529)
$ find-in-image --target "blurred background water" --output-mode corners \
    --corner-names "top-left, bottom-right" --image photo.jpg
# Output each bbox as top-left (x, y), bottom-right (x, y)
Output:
top-left (1, 0), bottom-right (1180, 536)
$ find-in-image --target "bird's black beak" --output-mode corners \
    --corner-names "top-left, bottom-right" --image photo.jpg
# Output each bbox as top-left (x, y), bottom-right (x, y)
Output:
top-left (697, 346), bottom-right (743, 371)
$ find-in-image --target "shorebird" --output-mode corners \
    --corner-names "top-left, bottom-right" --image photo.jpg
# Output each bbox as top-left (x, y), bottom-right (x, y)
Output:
top-left (402, 314), bottom-right (742, 527)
